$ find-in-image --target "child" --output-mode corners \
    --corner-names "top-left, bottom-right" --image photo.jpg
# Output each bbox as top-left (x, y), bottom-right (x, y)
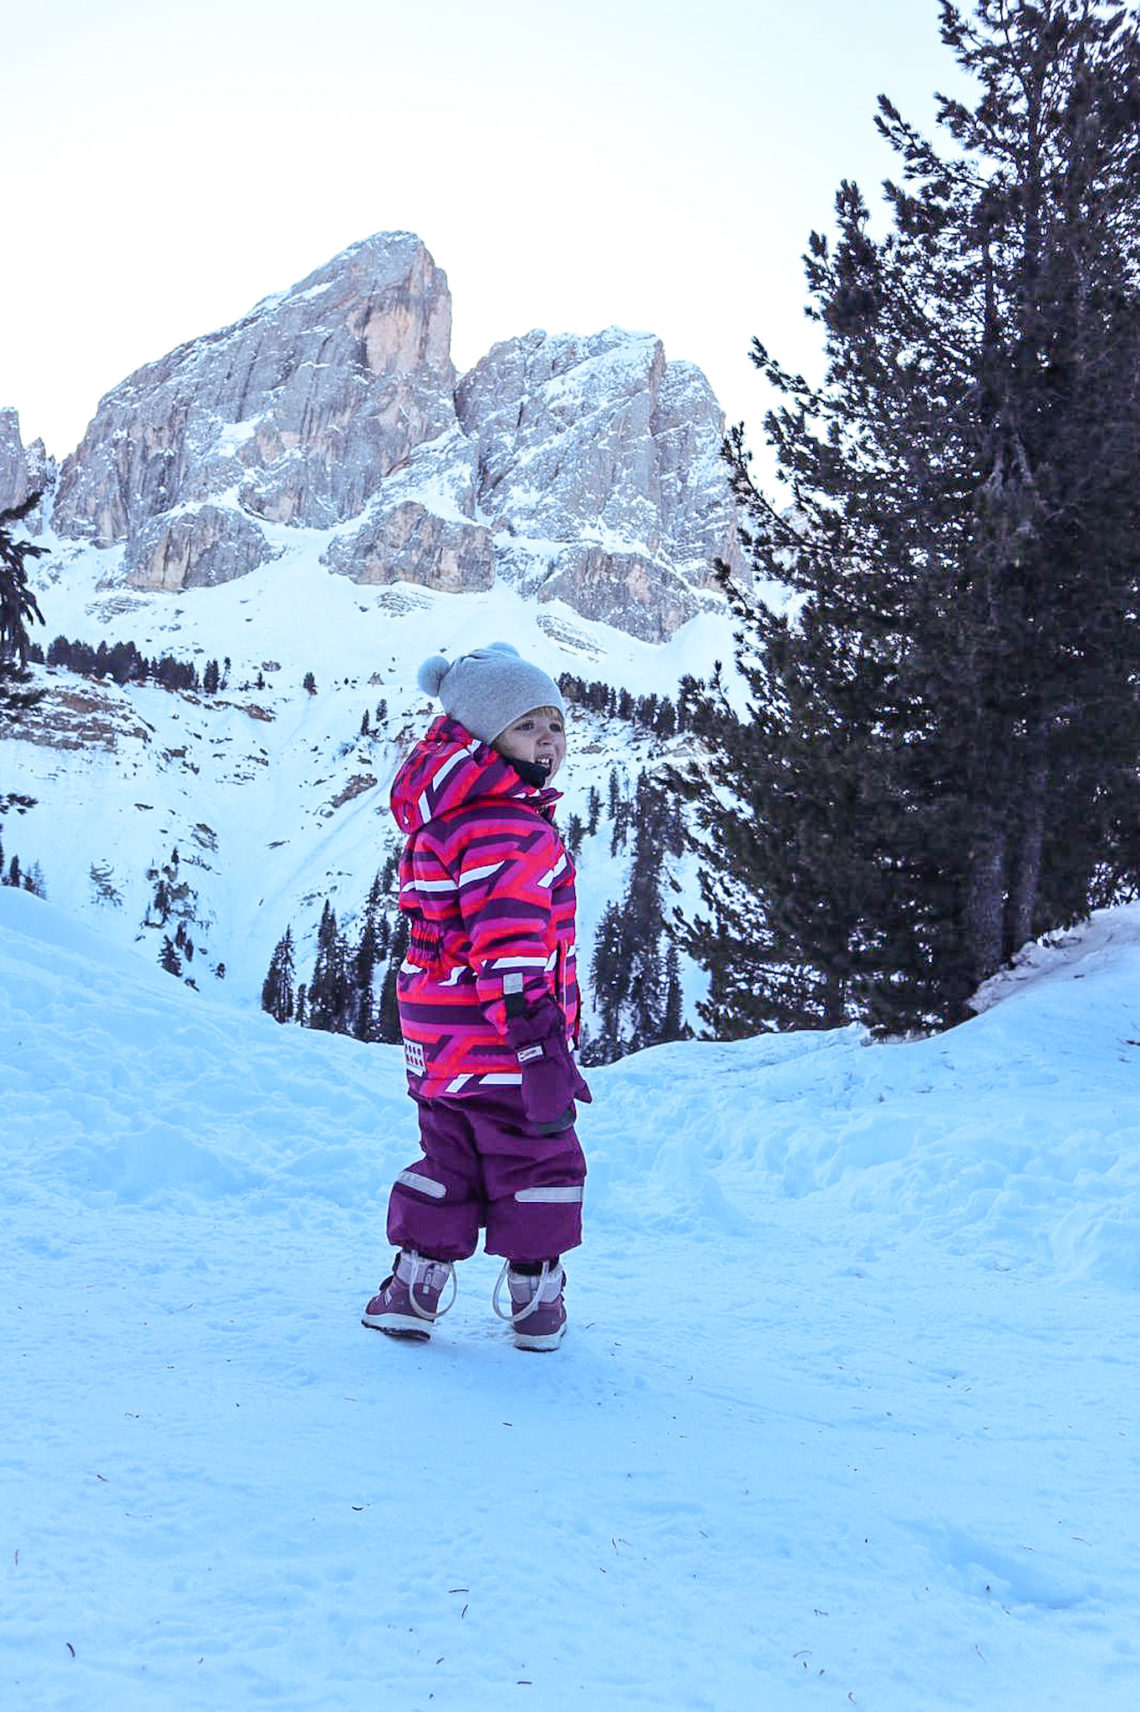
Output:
top-left (363, 642), bottom-right (590, 1351)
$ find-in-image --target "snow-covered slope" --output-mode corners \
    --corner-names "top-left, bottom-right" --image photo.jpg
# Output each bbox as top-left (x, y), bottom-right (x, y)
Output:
top-left (3, 885), bottom-right (1139, 1710)
top-left (6, 541), bottom-right (727, 1016)
top-left (1, 230), bottom-right (785, 1032)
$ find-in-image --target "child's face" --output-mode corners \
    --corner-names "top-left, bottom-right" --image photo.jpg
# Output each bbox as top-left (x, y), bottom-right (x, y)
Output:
top-left (495, 706), bottom-right (567, 780)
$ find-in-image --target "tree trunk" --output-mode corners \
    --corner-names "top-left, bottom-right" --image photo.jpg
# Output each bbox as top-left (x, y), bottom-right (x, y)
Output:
top-left (819, 967), bottom-right (848, 1030)
top-left (963, 820), bottom-right (1008, 989)
top-left (1004, 718), bottom-right (1049, 959)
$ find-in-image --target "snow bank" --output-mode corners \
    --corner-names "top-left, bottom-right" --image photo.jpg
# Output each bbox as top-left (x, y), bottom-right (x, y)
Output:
top-left (7, 887), bottom-right (1137, 1287)
top-left (4, 889), bottom-right (1140, 1711)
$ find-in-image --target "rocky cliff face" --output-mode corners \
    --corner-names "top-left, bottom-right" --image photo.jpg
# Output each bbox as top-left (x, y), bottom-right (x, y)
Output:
top-left (456, 328), bottom-right (744, 639)
top-left (52, 234), bottom-right (455, 587)
top-left (0, 409), bottom-right (54, 518)
top-left (322, 423), bottom-right (495, 594)
top-left (45, 233), bottom-right (743, 640)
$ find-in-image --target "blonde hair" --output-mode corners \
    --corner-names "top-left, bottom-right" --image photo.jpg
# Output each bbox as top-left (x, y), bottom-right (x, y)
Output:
top-left (492, 705), bottom-right (566, 753)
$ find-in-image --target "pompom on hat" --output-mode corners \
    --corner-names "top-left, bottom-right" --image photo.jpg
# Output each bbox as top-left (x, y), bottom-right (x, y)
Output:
top-left (417, 643), bottom-right (565, 746)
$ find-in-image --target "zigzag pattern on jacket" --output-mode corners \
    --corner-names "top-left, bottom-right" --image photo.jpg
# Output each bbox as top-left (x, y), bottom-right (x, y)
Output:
top-left (391, 715), bottom-right (580, 1098)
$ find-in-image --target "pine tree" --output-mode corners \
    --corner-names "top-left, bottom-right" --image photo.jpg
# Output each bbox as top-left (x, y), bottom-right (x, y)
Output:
top-left (0, 493), bottom-right (47, 714)
top-left (690, 0), bottom-right (1140, 1034)
top-left (662, 942), bottom-right (687, 1043)
top-left (307, 900), bottom-right (351, 1033)
top-left (377, 914), bottom-right (409, 1044)
top-left (564, 813), bottom-right (585, 860)
top-left (622, 776), bottom-right (671, 1050)
top-left (609, 778), bottom-right (631, 858)
top-left (585, 774), bottom-right (682, 1062)
top-left (350, 875), bottom-right (386, 1041)
top-left (148, 877), bottom-right (171, 926)
top-left (588, 902), bottom-right (627, 1059)
top-left (655, 698), bottom-right (677, 740)
top-left (261, 927), bottom-right (296, 1024)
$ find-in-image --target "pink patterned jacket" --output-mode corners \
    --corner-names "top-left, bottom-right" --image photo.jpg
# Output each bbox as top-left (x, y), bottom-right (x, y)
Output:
top-left (390, 716), bottom-right (580, 1098)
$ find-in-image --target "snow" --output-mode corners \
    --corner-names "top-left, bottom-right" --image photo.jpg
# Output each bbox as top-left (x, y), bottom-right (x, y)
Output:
top-left (12, 544), bottom-right (736, 1013)
top-left (4, 882), bottom-right (1139, 1711)
top-left (211, 419), bottom-right (265, 457)
top-left (540, 330), bottom-right (661, 404)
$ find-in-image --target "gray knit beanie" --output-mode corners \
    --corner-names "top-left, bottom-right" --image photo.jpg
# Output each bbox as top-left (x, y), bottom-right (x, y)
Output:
top-left (417, 643), bottom-right (565, 745)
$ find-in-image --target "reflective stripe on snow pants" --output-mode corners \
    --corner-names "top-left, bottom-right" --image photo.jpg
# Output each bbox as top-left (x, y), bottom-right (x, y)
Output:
top-left (386, 1082), bottom-right (586, 1263)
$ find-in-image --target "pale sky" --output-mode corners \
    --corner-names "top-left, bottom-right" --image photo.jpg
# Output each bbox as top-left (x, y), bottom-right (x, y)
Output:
top-left (2, 0), bottom-right (965, 474)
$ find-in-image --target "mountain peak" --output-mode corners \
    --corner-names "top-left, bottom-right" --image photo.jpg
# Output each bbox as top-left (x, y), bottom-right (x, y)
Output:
top-left (44, 233), bottom-right (741, 640)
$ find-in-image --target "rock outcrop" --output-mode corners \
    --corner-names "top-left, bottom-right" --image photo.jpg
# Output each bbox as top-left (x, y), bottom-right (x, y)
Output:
top-left (322, 425), bottom-right (494, 592)
top-left (456, 328), bottom-right (745, 641)
top-left (52, 234), bottom-right (456, 588)
top-left (0, 409), bottom-right (54, 518)
top-left (127, 504), bottom-right (279, 591)
top-left (9, 680), bottom-right (154, 753)
top-left (46, 234), bottom-right (744, 639)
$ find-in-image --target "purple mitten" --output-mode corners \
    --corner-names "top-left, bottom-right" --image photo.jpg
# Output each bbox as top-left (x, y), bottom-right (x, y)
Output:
top-left (505, 994), bottom-right (590, 1133)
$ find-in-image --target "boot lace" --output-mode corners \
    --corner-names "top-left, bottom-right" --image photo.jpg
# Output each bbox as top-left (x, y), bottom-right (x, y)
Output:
top-left (404, 1251), bottom-right (457, 1321)
top-left (492, 1259), bottom-right (556, 1326)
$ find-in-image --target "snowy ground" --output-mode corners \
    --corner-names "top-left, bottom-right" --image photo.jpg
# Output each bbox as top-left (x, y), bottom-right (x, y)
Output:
top-left (3, 884), bottom-right (1140, 1711)
top-left (13, 546), bottom-right (727, 1024)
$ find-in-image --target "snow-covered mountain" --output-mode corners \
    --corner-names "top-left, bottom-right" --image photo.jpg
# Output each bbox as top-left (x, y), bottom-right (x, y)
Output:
top-left (4, 882), bottom-right (1139, 1710)
top-left (40, 231), bottom-right (746, 645)
top-left (1, 231), bottom-right (764, 1020)
top-left (0, 406), bottom-right (53, 516)
top-left (3, 549), bottom-right (727, 1017)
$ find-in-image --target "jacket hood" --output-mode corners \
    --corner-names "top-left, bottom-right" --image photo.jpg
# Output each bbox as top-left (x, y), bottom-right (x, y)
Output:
top-left (390, 715), bottom-right (561, 835)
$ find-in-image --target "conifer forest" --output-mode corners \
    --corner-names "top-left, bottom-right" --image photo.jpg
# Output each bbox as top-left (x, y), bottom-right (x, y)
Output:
top-left (683, 0), bottom-right (1140, 1036)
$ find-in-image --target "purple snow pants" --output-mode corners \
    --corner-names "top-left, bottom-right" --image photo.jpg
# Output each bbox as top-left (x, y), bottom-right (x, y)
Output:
top-left (386, 1085), bottom-right (586, 1263)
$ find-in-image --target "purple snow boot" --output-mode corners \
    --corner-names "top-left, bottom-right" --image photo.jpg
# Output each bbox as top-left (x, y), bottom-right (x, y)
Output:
top-left (493, 1260), bottom-right (567, 1352)
top-left (362, 1250), bottom-right (456, 1339)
